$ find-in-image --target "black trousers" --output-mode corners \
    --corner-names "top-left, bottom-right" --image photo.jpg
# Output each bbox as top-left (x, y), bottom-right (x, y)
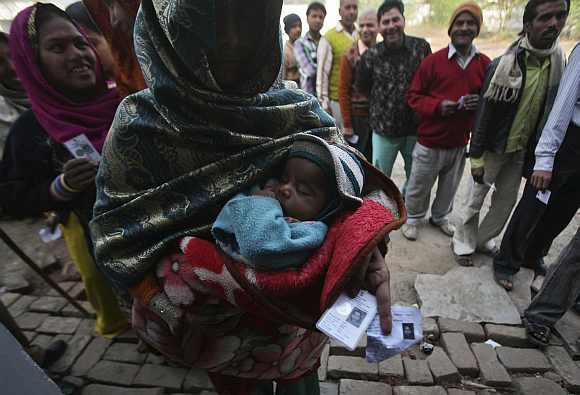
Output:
top-left (494, 125), bottom-right (580, 276)
top-left (351, 115), bottom-right (372, 162)
top-left (494, 173), bottom-right (580, 275)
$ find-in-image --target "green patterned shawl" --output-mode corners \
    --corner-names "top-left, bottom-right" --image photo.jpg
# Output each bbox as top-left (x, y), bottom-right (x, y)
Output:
top-left (90, 0), bottom-right (339, 290)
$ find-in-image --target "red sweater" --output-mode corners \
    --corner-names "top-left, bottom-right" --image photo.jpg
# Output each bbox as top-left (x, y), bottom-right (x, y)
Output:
top-left (407, 47), bottom-right (491, 149)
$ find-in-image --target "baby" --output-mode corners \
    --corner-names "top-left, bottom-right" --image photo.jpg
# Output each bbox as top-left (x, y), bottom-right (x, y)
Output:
top-left (212, 134), bottom-right (365, 270)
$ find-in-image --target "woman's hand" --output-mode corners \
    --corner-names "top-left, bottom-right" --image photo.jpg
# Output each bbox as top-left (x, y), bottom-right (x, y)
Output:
top-left (63, 158), bottom-right (97, 191)
top-left (347, 246), bottom-right (392, 335)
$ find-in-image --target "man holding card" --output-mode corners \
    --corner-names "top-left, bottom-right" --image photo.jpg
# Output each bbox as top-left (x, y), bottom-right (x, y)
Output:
top-left (453, 0), bottom-right (569, 272)
top-left (494, 40), bottom-right (578, 293)
top-left (403, 1), bottom-right (490, 241)
top-left (479, 0), bottom-right (570, 290)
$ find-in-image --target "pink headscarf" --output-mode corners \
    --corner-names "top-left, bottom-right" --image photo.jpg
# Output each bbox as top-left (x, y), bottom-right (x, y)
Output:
top-left (9, 3), bottom-right (120, 153)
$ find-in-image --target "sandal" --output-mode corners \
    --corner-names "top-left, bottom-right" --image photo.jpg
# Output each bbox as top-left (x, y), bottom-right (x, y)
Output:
top-left (524, 319), bottom-right (551, 347)
top-left (494, 270), bottom-right (513, 291)
top-left (454, 253), bottom-right (474, 267)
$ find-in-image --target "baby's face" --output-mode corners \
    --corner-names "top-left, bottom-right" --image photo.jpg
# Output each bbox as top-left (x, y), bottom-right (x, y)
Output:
top-left (276, 158), bottom-right (331, 221)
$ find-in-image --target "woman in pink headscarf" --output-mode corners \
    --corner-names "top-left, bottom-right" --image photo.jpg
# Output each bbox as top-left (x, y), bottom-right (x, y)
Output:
top-left (0, 2), bottom-right (127, 338)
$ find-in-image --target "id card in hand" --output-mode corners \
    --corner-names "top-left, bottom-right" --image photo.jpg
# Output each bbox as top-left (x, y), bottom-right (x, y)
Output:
top-left (316, 290), bottom-right (377, 351)
top-left (63, 134), bottom-right (101, 162)
top-left (366, 305), bottom-right (422, 362)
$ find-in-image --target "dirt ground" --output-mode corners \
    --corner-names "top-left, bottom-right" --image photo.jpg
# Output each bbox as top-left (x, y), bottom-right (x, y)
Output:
top-left (387, 154), bottom-right (580, 278)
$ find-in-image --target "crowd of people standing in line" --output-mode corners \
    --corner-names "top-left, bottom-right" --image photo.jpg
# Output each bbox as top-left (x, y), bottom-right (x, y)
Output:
top-left (0, 0), bottom-right (577, 393)
top-left (283, 0), bottom-right (579, 350)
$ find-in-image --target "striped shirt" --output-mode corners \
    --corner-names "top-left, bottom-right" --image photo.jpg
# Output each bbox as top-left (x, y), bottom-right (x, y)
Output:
top-left (294, 31), bottom-right (320, 96)
top-left (534, 43), bottom-right (580, 172)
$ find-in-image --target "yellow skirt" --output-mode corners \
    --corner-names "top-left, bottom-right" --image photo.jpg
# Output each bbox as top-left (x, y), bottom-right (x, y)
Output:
top-left (60, 212), bottom-right (128, 338)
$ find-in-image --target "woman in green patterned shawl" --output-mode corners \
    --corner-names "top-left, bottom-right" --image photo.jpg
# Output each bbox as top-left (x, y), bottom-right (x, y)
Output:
top-left (92, 0), bottom-right (337, 290)
top-left (92, 1), bottom-right (399, 393)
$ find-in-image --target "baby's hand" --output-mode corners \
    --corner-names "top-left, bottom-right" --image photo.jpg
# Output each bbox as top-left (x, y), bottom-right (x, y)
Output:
top-left (254, 189), bottom-right (277, 199)
top-left (253, 179), bottom-right (279, 198)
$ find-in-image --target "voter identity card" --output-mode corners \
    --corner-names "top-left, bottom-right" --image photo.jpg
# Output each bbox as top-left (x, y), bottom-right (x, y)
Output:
top-left (366, 305), bottom-right (422, 362)
top-left (64, 134), bottom-right (101, 162)
top-left (536, 190), bottom-right (551, 205)
top-left (316, 290), bottom-right (377, 351)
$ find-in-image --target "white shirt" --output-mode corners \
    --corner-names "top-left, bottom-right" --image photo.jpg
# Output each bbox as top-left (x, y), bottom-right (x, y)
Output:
top-left (534, 43), bottom-right (580, 172)
top-left (448, 43), bottom-right (480, 70)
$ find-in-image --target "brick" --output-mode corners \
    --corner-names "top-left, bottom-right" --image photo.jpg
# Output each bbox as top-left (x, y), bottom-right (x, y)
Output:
top-left (393, 386), bottom-right (447, 395)
top-left (320, 382), bottom-right (338, 395)
top-left (470, 343), bottom-right (511, 387)
top-left (318, 342), bottom-right (330, 381)
top-left (379, 354), bottom-right (404, 384)
top-left (81, 384), bottom-right (164, 395)
top-left (496, 347), bottom-right (551, 373)
top-left (0, 292), bottom-right (21, 307)
top-left (440, 332), bottom-right (479, 376)
top-left (133, 364), bottom-right (188, 391)
top-left (103, 342), bottom-right (147, 364)
top-left (446, 390), bottom-right (476, 395)
top-left (29, 296), bottom-right (67, 314)
top-left (7, 295), bottom-right (37, 317)
top-left (115, 328), bottom-right (139, 343)
top-left (70, 283), bottom-right (86, 300)
top-left (327, 356), bottom-right (378, 380)
top-left (50, 333), bottom-right (92, 374)
top-left (71, 337), bottom-right (112, 376)
top-left (426, 347), bottom-right (460, 384)
top-left (87, 361), bottom-right (139, 386)
top-left (438, 318), bottom-right (485, 342)
top-left (14, 312), bottom-right (49, 330)
top-left (484, 324), bottom-right (530, 347)
top-left (62, 376), bottom-right (85, 388)
top-left (32, 334), bottom-right (54, 349)
top-left (330, 336), bottom-right (366, 357)
top-left (422, 318), bottom-right (439, 341)
top-left (76, 319), bottom-right (96, 336)
top-left (545, 346), bottom-right (580, 392)
top-left (544, 371), bottom-right (565, 386)
top-left (514, 377), bottom-right (566, 395)
top-left (37, 317), bottom-right (81, 334)
top-left (403, 358), bottom-right (433, 385)
top-left (47, 281), bottom-right (76, 296)
top-left (146, 353), bottom-right (165, 365)
top-left (339, 379), bottom-right (392, 395)
top-left (61, 302), bottom-right (96, 318)
top-left (22, 331), bottom-right (37, 342)
top-left (183, 368), bottom-right (214, 392)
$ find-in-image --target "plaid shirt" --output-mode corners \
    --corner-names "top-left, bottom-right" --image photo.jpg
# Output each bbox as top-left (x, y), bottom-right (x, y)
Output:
top-left (294, 31), bottom-right (319, 95)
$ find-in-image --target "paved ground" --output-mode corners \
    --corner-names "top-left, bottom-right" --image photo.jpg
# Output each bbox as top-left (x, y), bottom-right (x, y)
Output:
top-left (1, 157), bottom-right (579, 394)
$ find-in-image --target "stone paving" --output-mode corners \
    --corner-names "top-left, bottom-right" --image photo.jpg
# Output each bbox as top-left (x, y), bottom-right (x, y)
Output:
top-left (4, 278), bottom-right (580, 394)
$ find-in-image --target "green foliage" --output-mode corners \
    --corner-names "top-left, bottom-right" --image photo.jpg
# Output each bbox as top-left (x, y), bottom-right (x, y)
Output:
top-left (428, 0), bottom-right (463, 25)
top-left (563, 0), bottom-right (580, 38)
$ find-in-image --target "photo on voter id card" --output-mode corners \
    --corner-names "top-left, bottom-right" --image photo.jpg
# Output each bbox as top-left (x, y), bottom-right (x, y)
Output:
top-left (402, 323), bottom-right (415, 340)
top-left (346, 307), bottom-right (367, 328)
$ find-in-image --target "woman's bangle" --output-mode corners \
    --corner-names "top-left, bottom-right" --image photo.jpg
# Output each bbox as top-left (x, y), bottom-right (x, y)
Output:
top-left (59, 174), bottom-right (81, 193)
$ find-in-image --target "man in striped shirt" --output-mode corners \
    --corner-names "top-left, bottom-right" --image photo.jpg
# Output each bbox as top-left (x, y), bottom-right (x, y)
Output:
top-left (294, 2), bottom-right (326, 96)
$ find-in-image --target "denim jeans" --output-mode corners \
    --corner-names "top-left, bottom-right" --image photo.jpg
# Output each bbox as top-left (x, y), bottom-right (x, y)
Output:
top-left (371, 133), bottom-right (417, 194)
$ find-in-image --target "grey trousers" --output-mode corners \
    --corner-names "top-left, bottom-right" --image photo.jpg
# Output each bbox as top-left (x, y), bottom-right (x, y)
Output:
top-left (452, 151), bottom-right (524, 256)
top-left (525, 228), bottom-right (580, 326)
top-left (405, 143), bottom-right (466, 225)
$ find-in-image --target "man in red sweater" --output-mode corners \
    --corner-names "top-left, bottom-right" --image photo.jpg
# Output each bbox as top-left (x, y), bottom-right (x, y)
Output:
top-left (403, 1), bottom-right (491, 241)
